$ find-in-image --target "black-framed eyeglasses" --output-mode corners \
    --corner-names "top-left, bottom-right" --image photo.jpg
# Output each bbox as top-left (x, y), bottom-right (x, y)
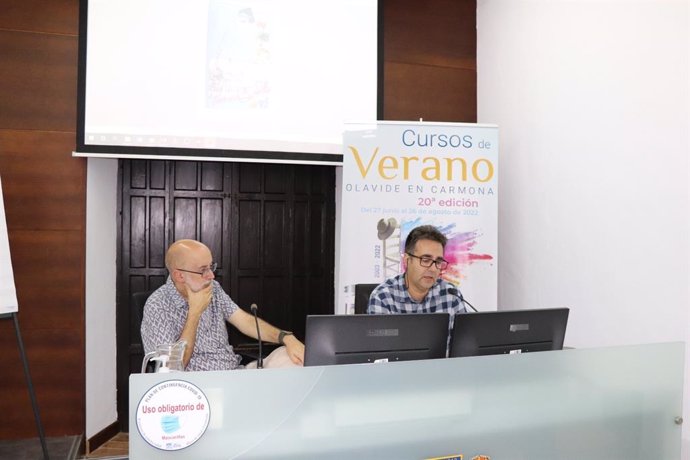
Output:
top-left (406, 253), bottom-right (449, 271)
top-left (176, 262), bottom-right (217, 276)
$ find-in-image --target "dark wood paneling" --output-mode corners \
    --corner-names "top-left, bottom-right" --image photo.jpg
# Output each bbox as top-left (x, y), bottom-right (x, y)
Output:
top-left (0, 230), bottom-right (84, 438)
top-left (173, 198), bottom-right (197, 240)
top-left (149, 197), bottom-right (166, 267)
top-left (200, 199), bottom-right (223, 253)
top-left (293, 201), bottom-right (309, 271)
top-left (130, 161), bottom-right (147, 189)
top-left (0, 131), bottom-right (84, 230)
top-left (384, 63), bottom-right (477, 122)
top-left (0, 0), bottom-right (78, 34)
top-left (0, 31), bottom-right (78, 131)
top-left (8, 230), bottom-right (84, 330)
top-left (0, 17), bottom-right (84, 439)
top-left (0, 3), bottom-right (85, 440)
top-left (236, 276), bottom-right (261, 311)
top-left (384, 0), bottom-right (476, 64)
top-left (201, 163), bottom-right (223, 191)
top-left (262, 276), bottom-right (288, 327)
top-left (264, 164), bottom-right (287, 194)
top-left (238, 163), bottom-right (261, 193)
top-left (149, 161), bottom-right (166, 190)
top-left (0, 327), bottom-right (83, 438)
top-left (174, 162), bottom-right (198, 191)
top-left (238, 200), bottom-right (261, 267)
top-left (87, 421), bottom-right (119, 454)
top-left (130, 197), bottom-right (147, 268)
top-left (291, 273), bottom-right (308, 330)
top-left (382, 0), bottom-right (476, 123)
top-left (263, 201), bottom-right (286, 268)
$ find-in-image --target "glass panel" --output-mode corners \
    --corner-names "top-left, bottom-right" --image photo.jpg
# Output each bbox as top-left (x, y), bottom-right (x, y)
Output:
top-left (130, 342), bottom-right (684, 459)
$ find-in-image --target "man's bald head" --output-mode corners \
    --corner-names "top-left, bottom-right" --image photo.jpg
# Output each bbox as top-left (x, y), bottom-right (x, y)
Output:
top-left (165, 239), bottom-right (211, 272)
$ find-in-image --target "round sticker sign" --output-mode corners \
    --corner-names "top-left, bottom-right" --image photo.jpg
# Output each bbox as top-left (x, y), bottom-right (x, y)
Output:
top-left (136, 379), bottom-right (210, 451)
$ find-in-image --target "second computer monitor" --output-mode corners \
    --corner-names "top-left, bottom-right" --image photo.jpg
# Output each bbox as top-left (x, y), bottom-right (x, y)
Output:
top-left (304, 313), bottom-right (449, 366)
top-left (449, 308), bottom-right (569, 358)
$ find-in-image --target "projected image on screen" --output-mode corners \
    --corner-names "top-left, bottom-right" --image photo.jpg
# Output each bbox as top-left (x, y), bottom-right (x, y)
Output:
top-left (206, 4), bottom-right (271, 110)
top-left (81, 0), bottom-right (379, 161)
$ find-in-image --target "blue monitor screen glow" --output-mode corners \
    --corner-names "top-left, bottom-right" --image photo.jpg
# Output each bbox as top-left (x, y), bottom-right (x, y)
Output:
top-left (449, 308), bottom-right (569, 358)
top-left (304, 313), bottom-right (449, 366)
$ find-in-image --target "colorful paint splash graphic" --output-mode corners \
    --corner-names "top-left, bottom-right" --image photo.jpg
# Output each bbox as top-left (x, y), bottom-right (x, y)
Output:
top-left (400, 219), bottom-right (494, 286)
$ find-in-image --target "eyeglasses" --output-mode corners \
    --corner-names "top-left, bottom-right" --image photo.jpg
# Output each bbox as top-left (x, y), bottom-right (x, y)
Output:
top-left (176, 262), bottom-right (217, 276)
top-left (406, 253), bottom-right (449, 271)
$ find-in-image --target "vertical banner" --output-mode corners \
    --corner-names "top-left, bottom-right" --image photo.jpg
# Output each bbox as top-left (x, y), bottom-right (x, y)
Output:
top-left (338, 121), bottom-right (498, 314)
top-left (0, 176), bottom-right (18, 313)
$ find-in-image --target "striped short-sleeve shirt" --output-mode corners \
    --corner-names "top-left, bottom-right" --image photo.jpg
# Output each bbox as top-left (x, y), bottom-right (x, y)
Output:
top-left (141, 277), bottom-right (242, 371)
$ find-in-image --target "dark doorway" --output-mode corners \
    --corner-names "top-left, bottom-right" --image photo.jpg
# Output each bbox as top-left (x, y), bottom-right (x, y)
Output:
top-left (116, 159), bottom-right (336, 430)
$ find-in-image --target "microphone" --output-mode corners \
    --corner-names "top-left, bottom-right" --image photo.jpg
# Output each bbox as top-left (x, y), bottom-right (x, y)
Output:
top-left (448, 287), bottom-right (478, 312)
top-left (250, 303), bottom-right (263, 369)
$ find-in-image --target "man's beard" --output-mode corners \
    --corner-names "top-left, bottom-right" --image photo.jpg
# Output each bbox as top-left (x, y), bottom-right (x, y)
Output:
top-left (189, 280), bottom-right (212, 293)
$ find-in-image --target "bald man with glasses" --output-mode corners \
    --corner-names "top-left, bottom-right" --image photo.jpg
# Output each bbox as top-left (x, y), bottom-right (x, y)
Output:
top-left (367, 225), bottom-right (467, 346)
top-left (141, 239), bottom-right (304, 371)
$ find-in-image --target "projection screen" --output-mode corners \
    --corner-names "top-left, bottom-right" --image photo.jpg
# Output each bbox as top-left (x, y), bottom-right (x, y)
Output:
top-left (75, 0), bottom-right (381, 165)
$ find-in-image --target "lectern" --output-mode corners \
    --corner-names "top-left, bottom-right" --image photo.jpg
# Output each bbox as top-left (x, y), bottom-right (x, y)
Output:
top-left (130, 343), bottom-right (684, 459)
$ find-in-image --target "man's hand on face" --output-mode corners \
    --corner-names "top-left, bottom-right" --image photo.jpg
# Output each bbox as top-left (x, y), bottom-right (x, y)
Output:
top-left (186, 283), bottom-right (213, 316)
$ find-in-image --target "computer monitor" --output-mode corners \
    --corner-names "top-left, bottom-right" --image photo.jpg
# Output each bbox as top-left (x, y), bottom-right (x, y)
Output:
top-left (304, 313), bottom-right (450, 366)
top-left (449, 308), bottom-right (569, 358)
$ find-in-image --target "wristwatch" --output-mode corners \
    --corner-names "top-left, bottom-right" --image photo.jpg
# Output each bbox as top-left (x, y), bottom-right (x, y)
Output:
top-left (278, 330), bottom-right (294, 345)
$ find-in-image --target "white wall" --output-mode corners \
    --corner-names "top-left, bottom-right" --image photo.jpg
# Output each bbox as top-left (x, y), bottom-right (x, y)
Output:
top-left (85, 158), bottom-right (118, 439)
top-left (478, 0), bottom-right (689, 455)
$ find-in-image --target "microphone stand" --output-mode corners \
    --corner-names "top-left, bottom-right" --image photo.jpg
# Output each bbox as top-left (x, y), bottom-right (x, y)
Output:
top-left (461, 296), bottom-right (479, 313)
top-left (250, 303), bottom-right (263, 369)
top-left (448, 287), bottom-right (478, 312)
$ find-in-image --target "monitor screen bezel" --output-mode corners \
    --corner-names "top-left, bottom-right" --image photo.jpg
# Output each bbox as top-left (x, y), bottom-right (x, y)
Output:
top-left (304, 313), bottom-right (450, 367)
top-left (449, 308), bottom-right (569, 358)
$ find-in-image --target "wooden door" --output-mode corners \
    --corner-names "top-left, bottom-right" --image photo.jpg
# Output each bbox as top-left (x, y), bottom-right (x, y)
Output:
top-left (116, 159), bottom-right (335, 430)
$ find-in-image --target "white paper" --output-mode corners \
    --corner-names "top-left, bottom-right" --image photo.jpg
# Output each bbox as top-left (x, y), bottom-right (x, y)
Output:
top-left (0, 176), bottom-right (18, 314)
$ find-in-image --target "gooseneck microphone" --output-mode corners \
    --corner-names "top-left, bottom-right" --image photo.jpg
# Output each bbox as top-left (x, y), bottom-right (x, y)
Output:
top-left (448, 287), bottom-right (478, 312)
top-left (250, 303), bottom-right (263, 369)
